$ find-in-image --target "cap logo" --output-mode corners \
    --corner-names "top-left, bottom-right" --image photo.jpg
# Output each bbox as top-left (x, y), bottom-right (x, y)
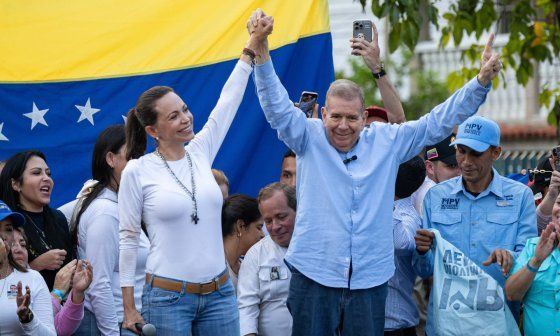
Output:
top-left (464, 123), bottom-right (482, 136)
top-left (427, 148), bottom-right (439, 160)
top-left (0, 204), bottom-right (8, 210)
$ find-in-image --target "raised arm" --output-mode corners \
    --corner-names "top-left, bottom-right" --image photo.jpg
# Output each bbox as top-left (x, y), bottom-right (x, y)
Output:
top-left (188, 11), bottom-right (273, 163)
top-left (506, 223), bottom-right (558, 301)
top-left (350, 22), bottom-right (405, 123)
top-left (393, 34), bottom-right (500, 163)
top-left (249, 11), bottom-right (311, 154)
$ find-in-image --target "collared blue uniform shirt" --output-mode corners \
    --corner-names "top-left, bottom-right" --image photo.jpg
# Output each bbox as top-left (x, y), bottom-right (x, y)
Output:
top-left (413, 169), bottom-right (537, 335)
top-left (255, 60), bottom-right (490, 289)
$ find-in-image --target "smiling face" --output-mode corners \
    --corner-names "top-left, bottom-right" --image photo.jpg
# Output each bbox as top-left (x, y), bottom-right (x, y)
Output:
top-left (259, 190), bottom-right (296, 247)
top-left (148, 92), bottom-right (195, 144)
top-left (12, 155), bottom-right (53, 212)
top-left (322, 95), bottom-right (367, 153)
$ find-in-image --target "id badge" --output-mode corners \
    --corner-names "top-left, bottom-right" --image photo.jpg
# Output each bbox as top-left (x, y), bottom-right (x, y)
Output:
top-left (270, 266), bottom-right (280, 280)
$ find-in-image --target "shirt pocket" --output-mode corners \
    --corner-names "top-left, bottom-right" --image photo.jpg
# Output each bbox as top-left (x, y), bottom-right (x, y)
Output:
top-left (525, 259), bottom-right (557, 309)
top-left (431, 212), bottom-right (462, 238)
top-left (486, 212), bottom-right (517, 246)
top-left (258, 265), bottom-right (290, 299)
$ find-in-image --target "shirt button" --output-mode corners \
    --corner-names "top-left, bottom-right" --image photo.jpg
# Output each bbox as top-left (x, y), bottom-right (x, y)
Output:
top-left (471, 243), bottom-right (476, 247)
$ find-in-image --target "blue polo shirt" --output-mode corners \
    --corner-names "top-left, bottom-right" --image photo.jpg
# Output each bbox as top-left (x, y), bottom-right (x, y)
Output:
top-left (413, 169), bottom-right (537, 335)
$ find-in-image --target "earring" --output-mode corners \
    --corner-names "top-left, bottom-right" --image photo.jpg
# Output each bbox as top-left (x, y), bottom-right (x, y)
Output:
top-left (237, 232), bottom-right (241, 238)
top-left (156, 136), bottom-right (159, 141)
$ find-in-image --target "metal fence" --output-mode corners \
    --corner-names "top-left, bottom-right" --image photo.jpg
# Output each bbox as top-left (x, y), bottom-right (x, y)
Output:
top-left (495, 149), bottom-right (550, 176)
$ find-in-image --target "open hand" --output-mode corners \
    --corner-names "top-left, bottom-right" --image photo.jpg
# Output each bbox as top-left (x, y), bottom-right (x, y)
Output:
top-left (16, 282), bottom-right (31, 321)
top-left (53, 259), bottom-right (77, 295)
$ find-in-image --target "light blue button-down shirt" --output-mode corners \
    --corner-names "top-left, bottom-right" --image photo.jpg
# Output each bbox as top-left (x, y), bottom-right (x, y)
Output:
top-left (254, 60), bottom-right (490, 289)
top-left (385, 197), bottom-right (421, 330)
top-left (413, 169), bottom-right (537, 335)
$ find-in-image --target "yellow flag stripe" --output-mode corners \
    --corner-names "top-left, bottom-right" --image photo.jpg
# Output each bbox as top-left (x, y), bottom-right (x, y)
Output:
top-left (0, 0), bottom-right (330, 82)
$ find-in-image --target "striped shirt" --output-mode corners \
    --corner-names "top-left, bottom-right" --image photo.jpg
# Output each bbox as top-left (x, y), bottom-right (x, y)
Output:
top-left (385, 197), bottom-right (421, 330)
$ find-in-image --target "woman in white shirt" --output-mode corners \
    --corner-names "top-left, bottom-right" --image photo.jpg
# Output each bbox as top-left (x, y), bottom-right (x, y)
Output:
top-left (118, 16), bottom-right (273, 335)
top-left (71, 125), bottom-right (149, 336)
top-left (0, 204), bottom-right (55, 335)
top-left (222, 194), bottom-right (264, 293)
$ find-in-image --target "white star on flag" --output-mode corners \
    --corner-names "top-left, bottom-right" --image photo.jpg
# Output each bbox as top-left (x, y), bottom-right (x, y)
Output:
top-left (76, 98), bottom-right (100, 125)
top-left (0, 123), bottom-right (8, 141)
top-left (23, 102), bottom-right (49, 130)
top-left (122, 115), bottom-right (127, 124)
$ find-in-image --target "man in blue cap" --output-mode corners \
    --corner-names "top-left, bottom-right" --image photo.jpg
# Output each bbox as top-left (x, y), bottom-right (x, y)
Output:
top-left (413, 115), bottom-right (537, 335)
top-left (0, 200), bottom-right (25, 247)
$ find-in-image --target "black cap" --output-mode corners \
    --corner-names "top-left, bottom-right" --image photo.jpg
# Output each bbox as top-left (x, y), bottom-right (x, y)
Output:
top-left (531, 155), bottom-right (552, 195)
top-left (424, 134), bottom-right (457, 166)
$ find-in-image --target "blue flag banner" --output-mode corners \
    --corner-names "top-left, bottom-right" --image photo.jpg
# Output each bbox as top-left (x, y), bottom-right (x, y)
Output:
top-left (0, 1), bottom-right (334, 205)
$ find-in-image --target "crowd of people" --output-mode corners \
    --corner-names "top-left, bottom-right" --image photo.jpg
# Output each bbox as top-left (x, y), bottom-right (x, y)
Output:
top-left (0, 8), bottom-right (558, 336)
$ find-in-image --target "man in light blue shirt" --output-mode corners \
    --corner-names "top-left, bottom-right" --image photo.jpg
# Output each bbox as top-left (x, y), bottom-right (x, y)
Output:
top-left (248, 11), bottom-right (501, 335)
top-left (385, 156), bottom-right (426, 336)
top-left (414, 116), bottom-right (537, 336)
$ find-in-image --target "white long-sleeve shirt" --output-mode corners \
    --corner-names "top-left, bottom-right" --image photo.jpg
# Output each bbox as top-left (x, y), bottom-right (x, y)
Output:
top-left (0, 269), bottom-right (56, 335)
top-left (77, 188), bottom-right (148, 335)
top-left (237, 236), bottom-right (292, 336)
top-left (119, 60), bottom-right (252, 285)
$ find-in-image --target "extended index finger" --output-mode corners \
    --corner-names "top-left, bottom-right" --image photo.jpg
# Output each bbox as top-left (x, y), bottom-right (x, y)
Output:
top-left (483, 33), bottom-right (495, 56)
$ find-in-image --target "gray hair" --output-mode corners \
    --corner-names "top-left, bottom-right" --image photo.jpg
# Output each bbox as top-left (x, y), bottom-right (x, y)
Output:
top-left (325, 79), bottom-right (365, 113)
top-left (257, 182), bottom-right (296, 212)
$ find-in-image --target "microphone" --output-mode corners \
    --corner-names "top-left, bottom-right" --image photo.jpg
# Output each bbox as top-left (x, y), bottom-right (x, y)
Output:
top-left (135, 323), bottom-right (157, 336)
top-left (343, 155), bottom-right (358, 165)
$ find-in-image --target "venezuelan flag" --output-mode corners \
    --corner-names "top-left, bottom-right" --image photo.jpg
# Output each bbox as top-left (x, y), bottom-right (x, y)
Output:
top-left (0, 1), bottom-right (334, 205)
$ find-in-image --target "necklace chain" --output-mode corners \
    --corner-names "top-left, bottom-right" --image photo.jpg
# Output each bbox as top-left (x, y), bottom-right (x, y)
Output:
top-left (22, 213), bottom-right (52, 250)
top-left (155, 148), bottom-right (199, 224)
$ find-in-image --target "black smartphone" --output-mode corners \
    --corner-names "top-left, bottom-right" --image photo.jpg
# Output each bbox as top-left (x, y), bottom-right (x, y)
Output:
top-left (353, 20), bottom-right (373, 42)
top-left (298, 91), bottom-right (318, 118)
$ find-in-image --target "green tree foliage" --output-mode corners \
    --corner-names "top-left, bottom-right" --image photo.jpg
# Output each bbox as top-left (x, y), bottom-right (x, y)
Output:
top-left (337, 52), bottom-right (449, 120)
top-left (359, 0), bottom-right (560, 125)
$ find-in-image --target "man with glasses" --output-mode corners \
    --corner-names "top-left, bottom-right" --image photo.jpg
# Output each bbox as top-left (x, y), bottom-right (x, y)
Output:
top-left (413, 116), bottom-right (537, 335)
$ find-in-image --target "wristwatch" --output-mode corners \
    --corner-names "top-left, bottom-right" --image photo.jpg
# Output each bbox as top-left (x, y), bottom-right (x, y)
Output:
top-left (372, 62), bottom-right (386, 79)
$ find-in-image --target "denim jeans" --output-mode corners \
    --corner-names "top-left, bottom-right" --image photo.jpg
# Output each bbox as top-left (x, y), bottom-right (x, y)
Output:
top-left (73, 309), bottom-right (137, 336)
top-left (141, 274), bottom-right (240, 336)
top-left (286, 265), bottom-right (388, 336)
top-left (73, 308), bottom-right (101, 336)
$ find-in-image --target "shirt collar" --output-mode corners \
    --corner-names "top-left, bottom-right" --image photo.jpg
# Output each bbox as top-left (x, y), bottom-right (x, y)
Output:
top-left (451, 168), bottom-right (503, 198)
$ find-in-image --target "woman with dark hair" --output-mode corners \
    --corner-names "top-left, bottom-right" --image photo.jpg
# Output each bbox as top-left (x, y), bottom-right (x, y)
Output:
top-left (222, 194), bottom-right (264, 293)
top-left (0, 201), bottom-right (56, 335)
top-left (0, 150), bottom-right (74, 290)
top-left (63, 125), bottom-right (149, 336)
top-left (118, 17), bottom-right (272, 335)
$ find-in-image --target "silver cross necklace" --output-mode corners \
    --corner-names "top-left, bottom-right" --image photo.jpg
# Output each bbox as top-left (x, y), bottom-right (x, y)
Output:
top-left (155, 148), bottom-right (199, 224)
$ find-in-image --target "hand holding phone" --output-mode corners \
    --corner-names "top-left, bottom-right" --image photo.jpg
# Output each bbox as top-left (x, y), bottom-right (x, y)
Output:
top-left (298, 91), bottom-right (318, 118)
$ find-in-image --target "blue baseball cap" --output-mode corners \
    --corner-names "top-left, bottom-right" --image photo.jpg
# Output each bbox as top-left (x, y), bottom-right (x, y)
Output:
top-left (450, 116), bottom-right (500, 152)
top-left (0, 201), bottom-right (25, 227)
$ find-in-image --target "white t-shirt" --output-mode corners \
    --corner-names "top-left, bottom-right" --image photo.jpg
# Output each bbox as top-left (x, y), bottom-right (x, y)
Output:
top-left (237, 236), bottom-right (292, 336)
top-left (76, 188), bottom-right (149, 335)
top-left (0, 269), bottom-right (56, 335)
top-left (119, 60), bottom-right (252, 285)
top-left (411, 176), bottom-right (436, 215)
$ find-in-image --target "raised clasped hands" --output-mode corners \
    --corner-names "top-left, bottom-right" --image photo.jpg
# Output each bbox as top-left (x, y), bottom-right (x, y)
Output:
top-left (247, 9), bottom-right (274, 43)
top-left (477, 33), bottom-right (502, 87)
